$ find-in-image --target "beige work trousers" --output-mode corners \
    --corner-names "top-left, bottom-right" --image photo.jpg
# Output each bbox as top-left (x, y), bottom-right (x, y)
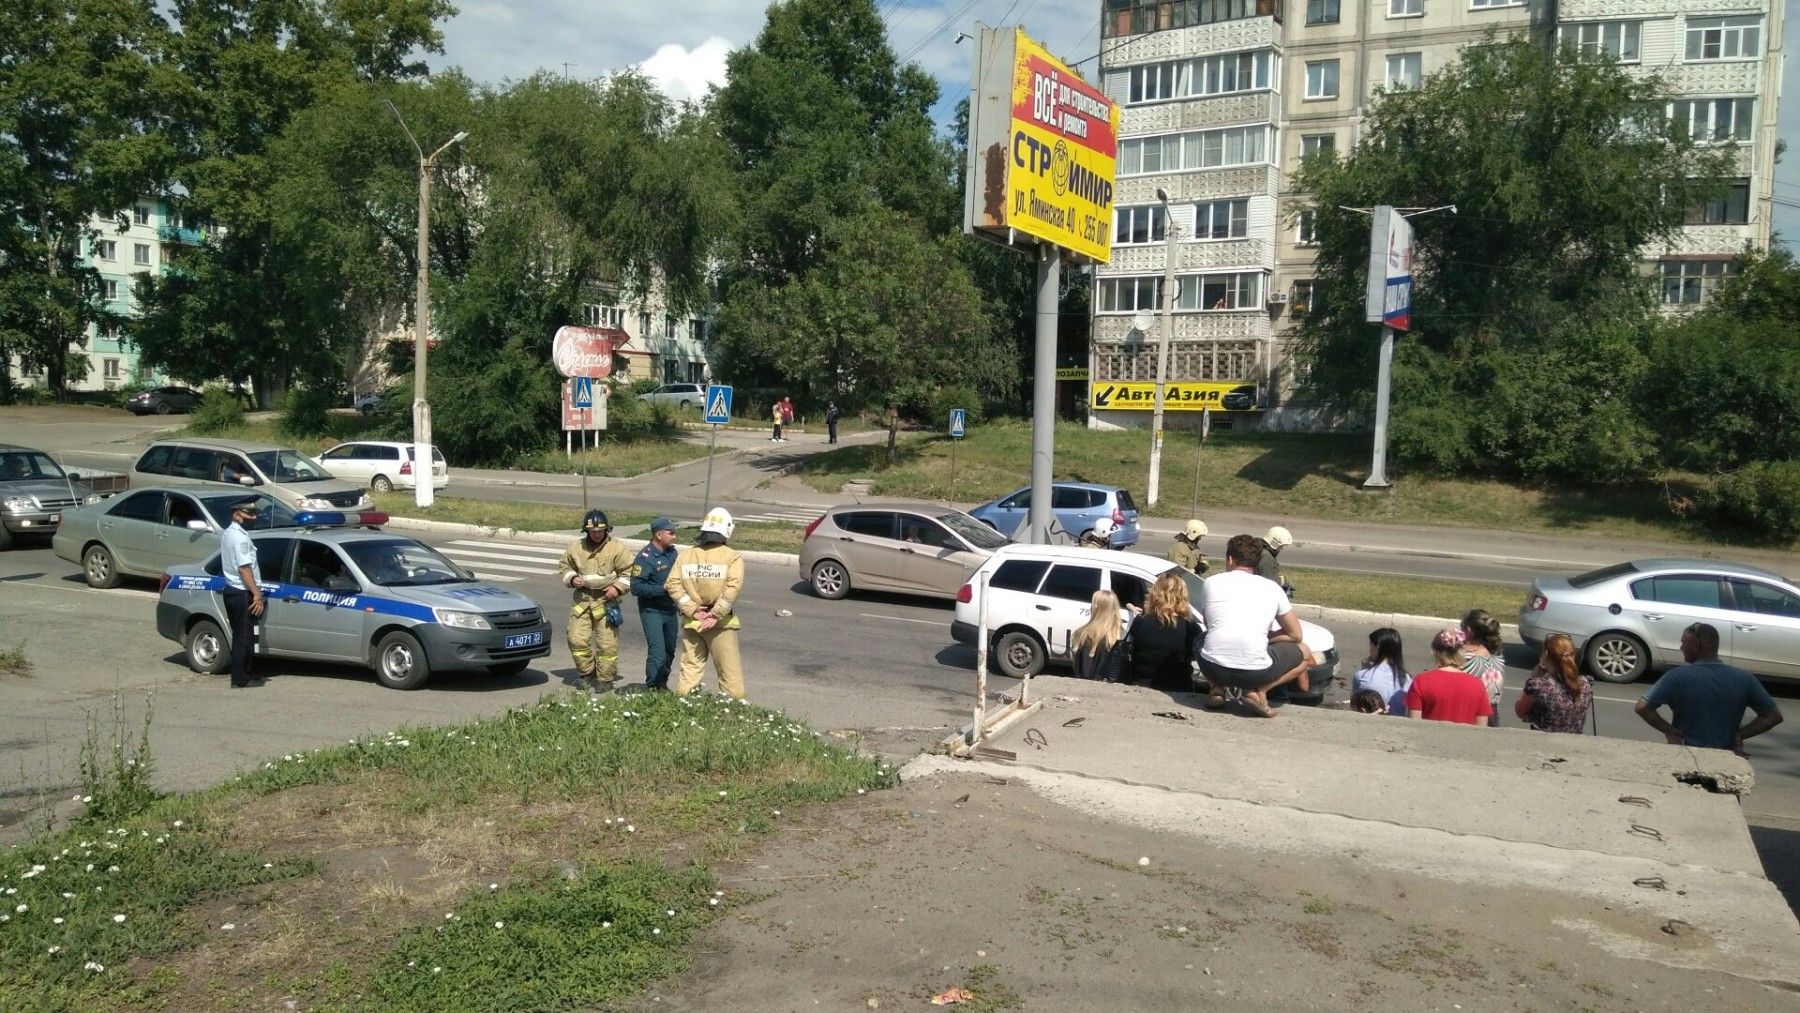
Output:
top-left (673, 624), bottom-right (744, 699)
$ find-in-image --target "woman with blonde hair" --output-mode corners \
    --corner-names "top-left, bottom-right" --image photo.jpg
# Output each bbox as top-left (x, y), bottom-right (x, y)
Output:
top-left (1124, 572), bottom-right (1202, 691)
top-left (1514, 633), bottom-right (1592, 733)
top-left (1071, 589), bottom-right (1130, 682)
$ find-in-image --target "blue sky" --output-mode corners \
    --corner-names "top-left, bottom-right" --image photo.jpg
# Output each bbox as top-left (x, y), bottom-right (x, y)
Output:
top-left (434, 0), bottom-right (1796, 249)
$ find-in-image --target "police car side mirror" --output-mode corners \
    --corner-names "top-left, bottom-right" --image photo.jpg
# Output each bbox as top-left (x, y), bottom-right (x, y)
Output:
top-left (238, 475), bottom-right (256, 486)
top-left (186, 519), bottom-right (208, 531)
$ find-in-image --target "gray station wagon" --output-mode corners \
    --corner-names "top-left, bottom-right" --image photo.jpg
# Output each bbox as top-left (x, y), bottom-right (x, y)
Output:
top-left (131, 438), bottom-right (372, 513)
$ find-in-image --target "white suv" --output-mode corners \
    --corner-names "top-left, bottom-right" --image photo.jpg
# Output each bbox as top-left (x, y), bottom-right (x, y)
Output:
top-left (950, 543), bottom-right (1337, 701)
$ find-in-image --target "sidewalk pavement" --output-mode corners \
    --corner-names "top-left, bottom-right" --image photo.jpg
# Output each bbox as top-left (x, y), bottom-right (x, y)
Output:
top-left (914, 676), bottom-right (1800, 988)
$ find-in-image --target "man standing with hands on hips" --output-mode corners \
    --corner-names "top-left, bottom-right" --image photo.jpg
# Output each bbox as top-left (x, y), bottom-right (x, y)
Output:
top-left (667, 508), bottom-right (747, 699)
top-left (557, 509), bottom-right (634, 692)
top-left (220, 498), bottom-right (265, 688)
top-left (630, 516), bottom-right (682, 690)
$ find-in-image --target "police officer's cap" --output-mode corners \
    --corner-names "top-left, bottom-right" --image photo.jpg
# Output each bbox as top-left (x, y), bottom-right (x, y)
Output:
top-left (233, 498), bottom-right (261, 516)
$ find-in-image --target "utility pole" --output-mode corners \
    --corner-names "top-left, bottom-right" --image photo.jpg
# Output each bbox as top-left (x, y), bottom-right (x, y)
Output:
top-left (386, 101), bottom-right (465, 509)
top-left (1147, 187), bottom-right (1178, 508)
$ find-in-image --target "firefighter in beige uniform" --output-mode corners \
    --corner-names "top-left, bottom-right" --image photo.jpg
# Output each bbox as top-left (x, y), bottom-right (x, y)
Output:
top-left (556, 509), bottom-right (634, 688)
top-left (665, 508), bottom-right (747, 698)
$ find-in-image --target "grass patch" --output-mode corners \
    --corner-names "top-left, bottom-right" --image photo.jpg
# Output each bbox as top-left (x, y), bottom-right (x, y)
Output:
top-left (512, 438), bottom-right (710, 477)
top-left (796, 419), bottom-right (1758, 546)
top-left (0, 642), bottom-right (31, 678)
top-left (372, 492), bottom-right (652, 534)
top-left (728, 521), bottom-right (807, 555)
top-left (1288, 566), bottom-right (1525, 622)
top-left (187, 417), bottom-right (385, 457)
top-left (0, 691), bottom-right (891, 1010)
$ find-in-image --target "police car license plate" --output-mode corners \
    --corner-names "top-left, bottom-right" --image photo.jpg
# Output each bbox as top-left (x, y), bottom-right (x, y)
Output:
top-left (505, 632), bottom-right (544, 649)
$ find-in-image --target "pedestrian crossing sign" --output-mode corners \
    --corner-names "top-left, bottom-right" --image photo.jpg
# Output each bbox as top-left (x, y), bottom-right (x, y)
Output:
top-left (949, 408), bottom-right (966, 438)
top-left (704, 384), bottom-right (733, 425)
top-left (572, 375), bottom-right (594, 409)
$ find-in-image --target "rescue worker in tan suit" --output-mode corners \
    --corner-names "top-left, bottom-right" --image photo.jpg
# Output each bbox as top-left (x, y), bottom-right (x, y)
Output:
top-left (666, 507), bottom-right (747, 698)
top-left (1169, 518), bottom-right (1209, 575)
top-left (557, 509), bottom-right (634, 690)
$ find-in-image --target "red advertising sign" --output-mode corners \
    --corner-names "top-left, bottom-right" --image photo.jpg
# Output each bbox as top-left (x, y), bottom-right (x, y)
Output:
top-left (552, 325), bottom-right (616, 378)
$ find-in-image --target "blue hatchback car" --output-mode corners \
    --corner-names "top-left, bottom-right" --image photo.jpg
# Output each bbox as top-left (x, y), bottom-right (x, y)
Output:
top-left (966, 482), bottom-right (1141, 548)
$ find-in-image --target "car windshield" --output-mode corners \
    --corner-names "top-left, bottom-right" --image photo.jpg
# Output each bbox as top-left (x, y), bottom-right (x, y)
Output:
top-left (1569, 562), bottom-right (1639, 589)
top-left (0, 451), bottom-right (68, 483)
top-left (344, 539), bottom-right (473, 587)
top-left (246, 449), bottom-right (333, 483)
top-left (199, 493), bottom-right (301, 529)
top-left (939, 511), bottom-right (1009, 549)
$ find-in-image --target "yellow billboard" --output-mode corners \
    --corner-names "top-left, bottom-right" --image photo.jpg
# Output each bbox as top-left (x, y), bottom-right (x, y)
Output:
top-left (964, 27), bottom-right (1119, 263)
top-left (1090, 381), bottom-right (1259, 412)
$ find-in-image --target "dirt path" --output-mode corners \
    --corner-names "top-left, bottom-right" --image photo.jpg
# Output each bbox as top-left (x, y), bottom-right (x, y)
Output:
top-left (634, 771), bottom-right (1784, 1012)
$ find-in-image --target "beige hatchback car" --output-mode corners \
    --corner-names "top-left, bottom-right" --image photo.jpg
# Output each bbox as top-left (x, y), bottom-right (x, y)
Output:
top-left (800, 502), bottom-right (1011, 601)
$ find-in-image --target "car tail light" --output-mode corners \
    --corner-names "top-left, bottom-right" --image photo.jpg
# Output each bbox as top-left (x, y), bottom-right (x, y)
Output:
top-left (957, 583), bottom-right (973, 604)
top-left (399, 459), bottom-right (412, 475)
top-left (158, 572), bottom-right (171, 593)
top-left (803, 514), bottom-right (824, 540)
top-left (358, 511), bottom-right (390, 527)
top-left (1526, 593), bottom-right (1547, 612)
top-left (1111, 506), bottom-right (1125, 525)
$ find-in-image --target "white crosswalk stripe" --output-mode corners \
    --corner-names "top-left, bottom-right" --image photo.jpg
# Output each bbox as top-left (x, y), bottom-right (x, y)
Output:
top-left (440, 539), bottom-right (560, 582)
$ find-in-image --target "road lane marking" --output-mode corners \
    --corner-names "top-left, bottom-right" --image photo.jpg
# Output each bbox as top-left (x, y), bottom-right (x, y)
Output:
top-left (440, 546), bottom-right (562, 564)
top-left (7, 581), bottom-right (155, 599)
top-left (446, 540), bottom-right (564, 555)
top-left (442, 558), bottom-right (548, 576)
top-left (857, 613), bottom-right (945, 626)
top-left (462, 572), bottom-right (525, 583)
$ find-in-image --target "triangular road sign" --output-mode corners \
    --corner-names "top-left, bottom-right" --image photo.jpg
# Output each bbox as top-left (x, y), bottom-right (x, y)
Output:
top-left (706, 390), bottom-right (729, 420)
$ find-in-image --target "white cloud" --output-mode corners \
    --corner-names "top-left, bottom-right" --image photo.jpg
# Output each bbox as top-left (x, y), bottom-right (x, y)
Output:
top-left (638, 37), bottom-right (733, 102)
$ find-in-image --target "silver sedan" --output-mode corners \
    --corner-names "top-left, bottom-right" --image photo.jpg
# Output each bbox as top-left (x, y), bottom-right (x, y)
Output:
top-left (52, 487), bottom-right (298, 588)
top-left (1518, 558), bottom-right (1800, 684)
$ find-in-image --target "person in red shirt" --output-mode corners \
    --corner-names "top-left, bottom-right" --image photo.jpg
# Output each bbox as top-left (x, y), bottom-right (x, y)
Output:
top-left (1405, 627), bottom-right (1495, 726)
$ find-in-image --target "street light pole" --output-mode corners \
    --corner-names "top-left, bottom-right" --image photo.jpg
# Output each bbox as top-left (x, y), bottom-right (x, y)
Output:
top-left (387, 101), bottom-right (465, 510)
top-left (1147, 187), bottom-right (1177, 508)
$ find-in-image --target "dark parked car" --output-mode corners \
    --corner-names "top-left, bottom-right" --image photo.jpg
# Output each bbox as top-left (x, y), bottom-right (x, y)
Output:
top-left (126, 386), bottom-right (202, 415)
top-left (1221, 384), bottom-right (1258, 411)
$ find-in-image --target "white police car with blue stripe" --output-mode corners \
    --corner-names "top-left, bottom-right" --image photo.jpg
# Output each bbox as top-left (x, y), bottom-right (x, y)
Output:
top-left (156, 511), bottom-right (550, 689)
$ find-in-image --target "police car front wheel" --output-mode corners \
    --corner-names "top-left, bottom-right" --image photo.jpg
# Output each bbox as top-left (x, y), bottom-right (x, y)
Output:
top-left (373, 630), bottom-right (431, 690)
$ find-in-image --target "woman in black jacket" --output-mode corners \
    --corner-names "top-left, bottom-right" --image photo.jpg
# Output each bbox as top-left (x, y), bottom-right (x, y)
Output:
top-left (1124, 571), bottom-right (1202, 691)
top-left (1070, 589), bottom-right (1130, 681)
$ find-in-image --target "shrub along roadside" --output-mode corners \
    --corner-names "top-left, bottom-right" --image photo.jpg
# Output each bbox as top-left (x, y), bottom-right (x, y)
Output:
top-left (0, 692), bottom-right (893, 1010)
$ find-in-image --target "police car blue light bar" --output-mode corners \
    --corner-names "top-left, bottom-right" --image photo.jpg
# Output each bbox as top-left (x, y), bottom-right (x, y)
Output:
top-left (292, 510), bottom-right (348, 527)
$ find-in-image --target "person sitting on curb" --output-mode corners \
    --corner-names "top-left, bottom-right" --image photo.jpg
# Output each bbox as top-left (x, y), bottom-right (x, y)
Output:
top-left (1198, 534), bottom-right (1313, 718)
top-left (1635, 622), bottom-right (1782, 754)
top-left (1405, 628), bottom-right (1493, 726)
top-left (1169, 519), bottom-right (1208, 575)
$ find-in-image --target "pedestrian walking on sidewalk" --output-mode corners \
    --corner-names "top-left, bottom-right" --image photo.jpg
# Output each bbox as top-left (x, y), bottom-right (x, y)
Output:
top-left (667, 508), bottom-right (748, 698)
top-left (826, 401), bottom-right (841, 444)
top-left (1405, 628), bottom-right (1493, 725)
top-left (557, 509), bottom-right (634, 691)
top-left (1635, 622), bottom-right (1783, 753)
top-left (771, 401), bottom-right (784, 443)
top-left (220, 498), bottom-right (266, 688)
top-left (631, 516), bottom-right (682, 689)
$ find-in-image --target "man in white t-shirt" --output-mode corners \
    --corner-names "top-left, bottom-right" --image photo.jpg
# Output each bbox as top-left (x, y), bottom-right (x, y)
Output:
top-left (1199, 533), bottom-right (1313, 717)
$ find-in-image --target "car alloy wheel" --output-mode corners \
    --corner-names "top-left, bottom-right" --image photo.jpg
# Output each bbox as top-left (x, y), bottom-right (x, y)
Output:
top-left (811, 559), bottom-right (850, 600)
top-left (1586, 632), bottom-right (1649, 683)
top-left (83, 544), bottom-right (121, 589)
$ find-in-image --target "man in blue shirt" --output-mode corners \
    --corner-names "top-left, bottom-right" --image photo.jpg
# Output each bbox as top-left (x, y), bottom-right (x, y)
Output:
top-left (219, 498), bottom-right (265, 688)
top-left (630, 517), bottom-right (681, 689)
top-left (1636, 622), bottom-right (1783, 753)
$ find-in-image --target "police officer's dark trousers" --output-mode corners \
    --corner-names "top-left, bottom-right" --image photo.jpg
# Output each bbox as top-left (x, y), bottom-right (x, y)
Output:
top-left (639, 604), bottom-right (680, 688)
top-left (222, 586), bottom-right (255, 686)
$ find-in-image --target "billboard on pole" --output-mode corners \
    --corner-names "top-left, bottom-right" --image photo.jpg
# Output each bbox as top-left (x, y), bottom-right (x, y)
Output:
top-left (963, 25), bottom-right (1119, 263)
top-left (552, 325), bottom-right (618, 378)
top-left (1364, 205), bottom-right (1413, 330)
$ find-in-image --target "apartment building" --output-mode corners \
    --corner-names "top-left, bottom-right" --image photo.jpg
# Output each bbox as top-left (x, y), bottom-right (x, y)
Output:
top-left (1092, 0), bottom-right (1287, 431)
top-left (1094, 0), bottom-right (1781, 427)
top-left (576, 295), bottom-right (713, 387)
top-left (9, 198), bottom-right (202, 392)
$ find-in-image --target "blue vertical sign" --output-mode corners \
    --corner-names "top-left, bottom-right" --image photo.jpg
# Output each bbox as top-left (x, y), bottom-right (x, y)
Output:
top-left (571, 375), bottom-right (594, 409)
top-left (949, 408), bottom-right (967, 438)
top-left (704, 384), bottom-right (733, 425)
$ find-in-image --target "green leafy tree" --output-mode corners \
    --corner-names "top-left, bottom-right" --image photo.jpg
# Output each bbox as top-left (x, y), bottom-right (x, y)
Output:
top-left (1292, 37), bottom-right (1731, 479)
top-left (0, 0), bottom-right (172, 397)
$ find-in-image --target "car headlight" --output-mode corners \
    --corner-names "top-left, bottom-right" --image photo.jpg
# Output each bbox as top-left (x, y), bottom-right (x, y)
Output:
top-left (433, 609), bottom-right (492, 631)
top-left (296, 496), bottom-right (333, 510)
top-left (4, 496), bottom-right (35, 513)
top-left (83, 493), bottom-right (103, 506)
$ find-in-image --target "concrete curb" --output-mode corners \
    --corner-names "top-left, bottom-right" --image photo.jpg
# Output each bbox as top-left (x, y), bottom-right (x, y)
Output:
top-left (384, 516), bottom-right (1508, 632)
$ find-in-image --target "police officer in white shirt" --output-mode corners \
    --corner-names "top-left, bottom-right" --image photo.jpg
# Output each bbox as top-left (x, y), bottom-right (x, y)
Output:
top-left (220, 498), bottom-right (265, 688)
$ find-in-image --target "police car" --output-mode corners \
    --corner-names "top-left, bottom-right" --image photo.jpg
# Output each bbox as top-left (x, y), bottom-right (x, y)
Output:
top-left (155, 512), bottom-right (551, 689)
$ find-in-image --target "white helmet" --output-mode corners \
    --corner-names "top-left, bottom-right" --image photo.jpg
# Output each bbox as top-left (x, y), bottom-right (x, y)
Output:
top-left (1184, 519), bottom-right (1208, 540)
top-left (1265, 525), bottom-right (1295, 550)
top-left (700, 507), bottom-right (735, 540)
top-left (1091, 517), bottom-right (1117, 539)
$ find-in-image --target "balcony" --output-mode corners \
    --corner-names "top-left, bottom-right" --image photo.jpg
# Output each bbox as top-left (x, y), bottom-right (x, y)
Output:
top-left (1103, 0), bottom-right (1279, 40)
top-left (157, 225), bottom-right (205, 245)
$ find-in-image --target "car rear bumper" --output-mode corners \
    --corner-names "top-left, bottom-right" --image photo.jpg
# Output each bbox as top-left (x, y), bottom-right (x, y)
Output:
top-left (415, 619), bottom-right (552, 672)
top-left (156, 602), bottom-right (188, 643)
top-left (951, 619), bottom-right (978, 646)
